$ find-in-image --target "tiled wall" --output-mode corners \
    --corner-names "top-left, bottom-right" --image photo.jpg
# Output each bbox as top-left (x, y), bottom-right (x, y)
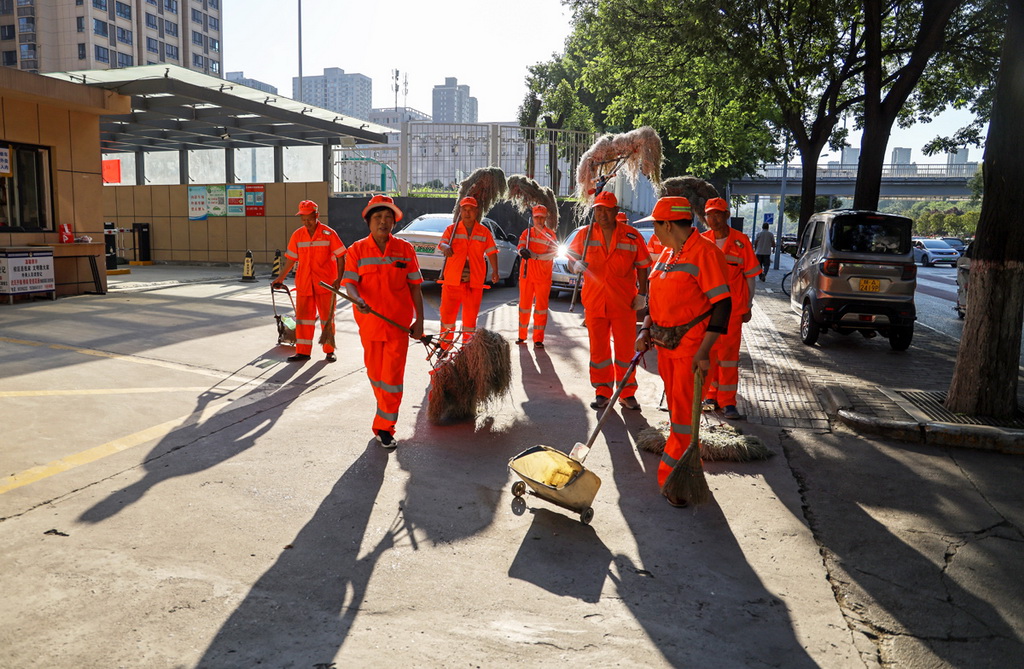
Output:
top-left (0, 96), bottom-right (106, 295)
top-left (102, 182), bottom-right (330, 264)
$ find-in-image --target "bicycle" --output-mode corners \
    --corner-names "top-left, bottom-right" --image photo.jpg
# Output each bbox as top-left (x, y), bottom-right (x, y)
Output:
top-left (780, 270), bottom-right (792, 297)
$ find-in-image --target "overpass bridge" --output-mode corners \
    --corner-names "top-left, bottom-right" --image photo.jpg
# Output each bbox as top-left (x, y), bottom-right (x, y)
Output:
top-left (730, 163), bottom-right (979, 199)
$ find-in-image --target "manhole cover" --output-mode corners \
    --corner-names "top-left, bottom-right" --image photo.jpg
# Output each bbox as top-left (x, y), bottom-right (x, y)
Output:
top-left (890, 389), bottom-right (1024, 429)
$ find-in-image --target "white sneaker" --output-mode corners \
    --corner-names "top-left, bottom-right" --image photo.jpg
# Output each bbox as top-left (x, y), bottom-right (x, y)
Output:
top-left (375, 430), bottom-right (398, 450)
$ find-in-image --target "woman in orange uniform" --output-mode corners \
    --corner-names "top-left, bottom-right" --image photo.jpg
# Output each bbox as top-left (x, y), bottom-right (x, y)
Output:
top-left (436, 196), bottom-right (500, 347)
top-left (635, 196), bottom-right (732, 506)
top-left (344, 195), bottom-right (425, 450)
top-left (516, 205), bottom-right (559, 348)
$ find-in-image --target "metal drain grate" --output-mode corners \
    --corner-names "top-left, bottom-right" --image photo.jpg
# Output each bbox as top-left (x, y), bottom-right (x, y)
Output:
top-left (896, 390), bottom-right (1024, 428)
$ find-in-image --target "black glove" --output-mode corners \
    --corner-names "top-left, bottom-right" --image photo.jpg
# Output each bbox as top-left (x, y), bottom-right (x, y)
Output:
top-left (519, 248), bottom-right (533, 260)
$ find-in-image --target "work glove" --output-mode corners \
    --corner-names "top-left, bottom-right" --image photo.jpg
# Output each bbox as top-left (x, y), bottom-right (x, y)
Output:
top-left (572, 260), bottom-right (588, 275)
top-left (519, 248), bottom-right (533, 260)
top-left (630, 294), bottom-right (647, 311)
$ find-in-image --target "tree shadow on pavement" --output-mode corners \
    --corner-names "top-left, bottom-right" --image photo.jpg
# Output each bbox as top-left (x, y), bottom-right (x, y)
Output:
top-left (196, 442), bottom-right (392, 667)
top-left (781, 430), bottom-right (1024, 666)
top-left (77, 359), bottom-right (326, 524)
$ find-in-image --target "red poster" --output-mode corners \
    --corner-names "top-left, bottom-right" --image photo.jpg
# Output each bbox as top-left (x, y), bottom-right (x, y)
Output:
top-left (245, 184), bottom-right (265, 216)
top-left (102, 159), bottom-right (122, 184)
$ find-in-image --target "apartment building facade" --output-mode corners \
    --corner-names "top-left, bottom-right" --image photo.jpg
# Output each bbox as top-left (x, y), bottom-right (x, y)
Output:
top-left (431, 77), bottom-right (477, 123)
top-left (0, 0), bottom-right (222, 77)
top-left (293, 67), bottom-right (372, 121)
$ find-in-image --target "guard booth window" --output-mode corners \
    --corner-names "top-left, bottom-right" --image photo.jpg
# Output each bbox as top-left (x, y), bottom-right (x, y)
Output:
top-left (0, 141), bottom-right (53, 232)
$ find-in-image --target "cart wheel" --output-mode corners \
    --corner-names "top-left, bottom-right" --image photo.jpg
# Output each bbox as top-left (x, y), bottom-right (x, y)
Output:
top-left (510, 496), bottom-right (526, 516)
top-left (580, 508), bottom-right (594, 525)
top-left (511, 480), bottom-right (526, 498)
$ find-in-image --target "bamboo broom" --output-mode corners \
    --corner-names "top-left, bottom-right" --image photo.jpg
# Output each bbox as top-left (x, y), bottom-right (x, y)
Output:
top-left (660, 368), bottom-right (712, 506)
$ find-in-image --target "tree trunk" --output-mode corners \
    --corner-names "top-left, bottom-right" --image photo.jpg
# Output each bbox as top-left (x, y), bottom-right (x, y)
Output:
top-left (946, 0), bottom-right (1024, 418)
top-left (851, 120), bottom-right (891, 210)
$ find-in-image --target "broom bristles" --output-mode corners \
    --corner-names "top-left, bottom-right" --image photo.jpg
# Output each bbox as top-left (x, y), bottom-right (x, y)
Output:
top-left (658, 176), bottom-right (719, 229)
top-left (507, 174), bottom-right (559, 230)
top-left (317, 293), bottom-right (337, 347)
top-left (661, 443), bottom-right (711, 505)
top-left (636, 421), bottom-right (772, 461)
top-left (574, 126), bottom-right (663, 213)
top-left (454, 167), bottom-right (508, 221)
top-left (427, 328), bottom-right (511, 424)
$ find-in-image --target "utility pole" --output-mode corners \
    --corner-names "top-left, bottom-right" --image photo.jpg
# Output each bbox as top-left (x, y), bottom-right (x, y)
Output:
top-left (296, 0), bottom-right (303, 102)
top-left (772, 133), bottom-right (790, 271)
top-left (393, 69), bottom-right (399, 111)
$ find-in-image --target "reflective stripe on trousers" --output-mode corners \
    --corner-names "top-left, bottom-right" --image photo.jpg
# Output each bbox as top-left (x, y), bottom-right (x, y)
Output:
top-left (705, 314), bottom-right (744, 407)
top-left (294, 291), bottom-right (336, 355)
top-left (439, 282), bottom-right (484, 348)
top-left (362, 329), bottom-right (410, 434)
top-left (518, 278), bottom-right (552, 342)
top-left (585, 313), bottom-right (640, 399)
top-left (657, 352), bottom-right (702, 488)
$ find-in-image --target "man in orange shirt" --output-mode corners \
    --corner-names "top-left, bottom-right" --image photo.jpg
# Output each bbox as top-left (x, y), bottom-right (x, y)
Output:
top-left (701, 197), bottom-right (761, 420)
top-left (437, 196), bottom-right (500, 347)
top-left (634, 196), bottom-right (732, 505)
top-left (273, 200), bottom-right (346, 362)
top-left (516, 205), bottom-right (559, 348)
top-left (569, 191), bottom-right (652, 410)
top-left (344, 195), bottom-right (425, 449)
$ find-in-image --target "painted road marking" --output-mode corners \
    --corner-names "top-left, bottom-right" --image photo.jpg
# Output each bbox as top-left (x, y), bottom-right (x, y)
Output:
top-left (0, 387), bottom-right (212, 398)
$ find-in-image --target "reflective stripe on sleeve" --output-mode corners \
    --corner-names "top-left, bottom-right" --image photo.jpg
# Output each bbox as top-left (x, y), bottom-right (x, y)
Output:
top-left (706, 284), bottom-right (730, 299)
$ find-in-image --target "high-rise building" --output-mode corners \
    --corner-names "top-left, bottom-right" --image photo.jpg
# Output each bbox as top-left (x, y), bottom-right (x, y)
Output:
top-left (840, 147), bottom-right (860, 166)
top-left (947, 147), bottom-right (969, 165)
top-left (293, 67), bottom-right (371, 121)
top-left (0, 0), bottom-right (223, 76)
top-left (891, 147), bottom-right (911, 164)
top-left (368, 106), bottom-right (430, 130)
top-left (227, 71), bottom-right (276, 95)
top-left (432, 77), bottom-right (477, 123)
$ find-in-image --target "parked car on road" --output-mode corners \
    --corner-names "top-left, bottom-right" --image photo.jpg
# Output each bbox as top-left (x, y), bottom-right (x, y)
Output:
top-left (940, 237), bottom-right (967, 254)
top-left (394, 213), bottom-right (520, 286)
top-left (790, 209), bottom-right (917, 351)
top-left (912, 238), bottom-right (959, 267)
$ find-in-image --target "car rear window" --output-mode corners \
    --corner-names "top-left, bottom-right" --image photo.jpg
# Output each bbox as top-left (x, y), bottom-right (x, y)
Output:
top-left (400, 216), bottom-right (450, 233)
top-left (830, 215), bottom-right (911, 254)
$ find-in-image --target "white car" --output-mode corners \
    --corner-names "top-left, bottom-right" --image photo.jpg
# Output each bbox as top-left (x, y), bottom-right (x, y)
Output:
top-left (912, 238), bottom-right (959, 267)
top-left (550, 224), bottom-right (658, 297)
top-left (394, 213), bottom-right (520, 286)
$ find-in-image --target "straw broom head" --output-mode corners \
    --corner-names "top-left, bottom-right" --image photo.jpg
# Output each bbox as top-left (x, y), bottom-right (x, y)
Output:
top-left (317, 292), bottom-right (337, 348)
top-left (658, 176), bottom-right (719, 229)
top-left (660, 369), bottom-right (712, 506)
top-left (635, 420), bottom-right (772, 461)
top-left (427, 329), bottom-right (511, 424)
top-left (507, 174), bottom-right (559, 230)
top-left (575, 126), bottom-right (663, 207)
top-left (453, 167), bottom-right (508, 221)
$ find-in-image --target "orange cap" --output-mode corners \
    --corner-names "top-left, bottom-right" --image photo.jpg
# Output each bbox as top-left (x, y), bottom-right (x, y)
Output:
top-left (636, 196), bottom-right (693, 224)
top-left (361, 194), bottom-right (403, 222)
top-left (460, 196), bottom-right (479, 208)
top-left (593, 191), bottom-right (617, 208)
top-left (705, 197), bottom-right (729, 213)
top-left (295, 200), bottom-right (318, 216)
top-left (532, 205), bottom-right (548, 215)
top-left (616, 212), bottom-right (627, 223)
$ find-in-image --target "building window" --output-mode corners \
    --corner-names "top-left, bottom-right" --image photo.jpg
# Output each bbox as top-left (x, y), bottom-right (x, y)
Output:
top-left (163, 20), bottom-right (177, 36)
top-left (145, 13), bottom-right (156, 28)
top-left (0, 0), bottom-right (10, 14)
top-left (145, 0), bottom-right (155, 4)
top-left (75, 16), bottom-right (84, 32)
top-left (92, 0), bottom-right (107, 10)
top-left (0, 142), bottom-right (54, 233)
top-left (164, 43), bottom-right (177, 60)
top-left (164, 0), bottom-right (176, 11)
top-left (1, 49), bottom-right (14, 65)
top-left (0, 25), bottom-right (14, 40)
top-left (192, 53), bottom-right (203, 68)
top-left (94, 44), bottom-right (109, 62)
top-left (209, 0), bottom-right (218, 8)
top-left (17, 42), bottom-right (32, 59)
top-left (209, 37), bottom-right (219, 52)
top-left (76, 0), bottom-right (83, 4)
top-left (115, 1), bottom-right (131, 19)
top-left (77, 42), bottom-right (85, 59)
top-left (208, 16), bottom-right (218, 31)
top-left (191, 30), bottom-right (202, 45)
top-left (116, 51), bottom-right (132, 67)
top-left (93, 19), bottom-right (107, 37)
top-left (146, 36), bottom-right (158, 53)
top-left (17, 17), bottom-right (33, 32)
top-left (116, 26), bottom-right (131, 44)
top-left (209, 59), bottom-right (219, 74)
top-left (191, 8), bottom-right (202, 23)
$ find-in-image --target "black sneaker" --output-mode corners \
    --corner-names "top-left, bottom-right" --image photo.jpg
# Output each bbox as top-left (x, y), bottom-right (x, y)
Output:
top-left (287, 353), bottom-right (311, 362)
top-left (325, 352), bottom-right (337, 363)
top-left (590, 395), bottom-right (610, 410)
top-left (515, 339), bottom-right (526, 345)
top-left (375, 430), bottom-right (398, 450)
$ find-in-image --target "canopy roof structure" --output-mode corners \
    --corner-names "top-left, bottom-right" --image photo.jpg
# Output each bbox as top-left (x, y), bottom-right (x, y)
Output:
top-left (46, 65), bottom-right (388, 153)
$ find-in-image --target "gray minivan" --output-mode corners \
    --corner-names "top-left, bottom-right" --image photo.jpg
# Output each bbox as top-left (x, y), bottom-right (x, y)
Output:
top-left (790, 210), bottom-right (917, 350)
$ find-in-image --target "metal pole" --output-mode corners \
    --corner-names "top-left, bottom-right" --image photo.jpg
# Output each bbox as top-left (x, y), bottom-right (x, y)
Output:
top-left (751, 194), bottom-right (759, 239)
top-left (297, 0), bottom-right (303, 102)
top-left (772, 134), bottom-right (790, 270)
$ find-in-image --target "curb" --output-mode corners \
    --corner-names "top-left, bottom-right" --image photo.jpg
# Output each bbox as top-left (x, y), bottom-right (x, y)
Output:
top-left (820, 386), bottom-right (1024, 454)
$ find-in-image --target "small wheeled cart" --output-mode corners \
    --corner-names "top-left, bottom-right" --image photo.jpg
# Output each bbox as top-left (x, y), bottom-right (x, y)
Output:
top-left (271, 284), bottom-right (297, 345)
top-left (508, 445), bottom-right (602, 525)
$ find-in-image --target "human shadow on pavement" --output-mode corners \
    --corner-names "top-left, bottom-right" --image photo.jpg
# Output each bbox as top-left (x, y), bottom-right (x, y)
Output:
top-left (781, 431), bottom-right (1024, 666)
top-left (78, 359), bottom-right (326, 524)
top-left (197, 442), bottom-right (392, 667)
top-left (600, 411), bottom-right (821, 667)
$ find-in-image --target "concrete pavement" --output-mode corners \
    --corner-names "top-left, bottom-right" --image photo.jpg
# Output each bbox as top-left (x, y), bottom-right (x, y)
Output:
top-left (0, 262), bottom-right (1021, 667)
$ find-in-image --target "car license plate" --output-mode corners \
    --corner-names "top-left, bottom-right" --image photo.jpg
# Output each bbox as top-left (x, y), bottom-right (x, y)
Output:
top-left (413, 244), bottom-right (436, 254)
top-left (859, 278), bottom-right (881, 292)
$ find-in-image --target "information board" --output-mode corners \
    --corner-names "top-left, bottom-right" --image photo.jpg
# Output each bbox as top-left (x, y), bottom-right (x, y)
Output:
top-left (0, 247), bottom-right (55, 296)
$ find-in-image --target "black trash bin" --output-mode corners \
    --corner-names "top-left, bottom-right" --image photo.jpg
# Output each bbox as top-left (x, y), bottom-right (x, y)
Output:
top-left (132, 222), bottom-right (151, 262)
top-left (103, 221), bottom-right (117, 270)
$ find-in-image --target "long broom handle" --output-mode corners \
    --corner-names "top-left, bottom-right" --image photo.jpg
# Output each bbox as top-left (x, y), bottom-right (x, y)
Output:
top-left (579, 351), bottom-right (644, 453)
top-left (318, 281), bottom-right (436, 351)
top-left (687, 367), bottom-right (706, 455)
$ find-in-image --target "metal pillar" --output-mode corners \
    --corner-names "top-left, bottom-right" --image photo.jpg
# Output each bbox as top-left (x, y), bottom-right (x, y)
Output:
top-left (399, 121), bottom-right (410, 196)
top-left (225, 148), bottom-right (236, 184)
top-left (772, 134), bottom-right (790, 270)
top-left (179, 149), bottom-right (190, 184)
top-left (274, 146), bottom-right (284, 183)
top-left (134, 151), bottom-right (145, 185)
top-left (323, 143), bottom-right (333, 186)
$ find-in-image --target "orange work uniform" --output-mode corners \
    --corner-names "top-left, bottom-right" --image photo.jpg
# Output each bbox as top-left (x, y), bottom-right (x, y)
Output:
top-left (342, 235), bottom-right (423, 435)
top-left (649, 232), bottom-right (730, 487)
top-left (285, 221), bottom-right (346, 355)
top-left (569, 222), bottom-right (652, 400)
top-left (438, 220), bottom-right (497, 345)
top-left (701, 228), bottom-right (761, 408)
top-left (517, 225), bottom-right (559, 343)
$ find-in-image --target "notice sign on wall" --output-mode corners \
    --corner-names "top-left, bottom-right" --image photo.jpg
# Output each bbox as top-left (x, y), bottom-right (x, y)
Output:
top-left (0, 146), bottom-right (11, 178)
top-left (0, 248), bottom-right (55, 296)
top-left (245, 184), bottom-right (265, 216)
top-left (188, 186), bottom-right (208, 221)
top-left (226, 185), bottom-right (245, 216)
top-left (207, 185), bottom-right (227, 217)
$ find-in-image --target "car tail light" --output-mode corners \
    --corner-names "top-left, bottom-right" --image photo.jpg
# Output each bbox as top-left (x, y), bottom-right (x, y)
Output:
top-left (821, 259), bottom-right (841, 276)
top-left (901, 263), bottom-right (917, 280)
